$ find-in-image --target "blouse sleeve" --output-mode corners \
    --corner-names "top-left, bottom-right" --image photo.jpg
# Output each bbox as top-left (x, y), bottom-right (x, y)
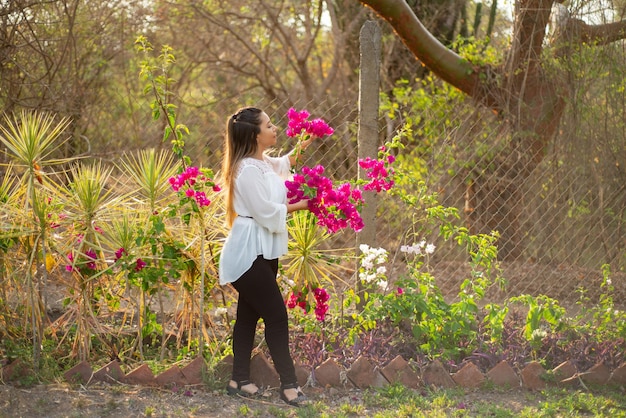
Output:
top-left (236, 165), bottom-right (287, 233)
top-left (265, 154), bottom-right (292, 180)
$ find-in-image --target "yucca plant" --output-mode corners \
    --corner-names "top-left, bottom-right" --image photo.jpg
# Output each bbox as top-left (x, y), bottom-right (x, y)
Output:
top-left (172, 189), bottom-right (226, 357)
top-left (283, 211), bottom-right (354, 320)
top-left (55, 161), bottom-right (124, 360)
top-left (0, 166), bottom-right (22, 340)
top-left (117, 148), bottom-right (180, 210)
top-left (98, 211), bottom-right (143, 357)
top-left (0, 110), bottom-right (72, 367)
top-left (116, 149), bottom-right (181, 360)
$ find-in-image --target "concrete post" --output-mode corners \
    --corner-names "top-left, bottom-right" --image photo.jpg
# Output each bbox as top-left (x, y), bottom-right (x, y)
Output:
top-left (356, 21), bottom-right (381, 303)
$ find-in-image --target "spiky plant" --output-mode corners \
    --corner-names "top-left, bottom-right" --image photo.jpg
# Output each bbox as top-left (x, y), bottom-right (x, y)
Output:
top-left (0, 110), bottom-right (72, 366)
top-left (117, 148), bottom-right (180, 211)
top-left (116, 149), bottom-right (181, 360)
top-left (173, 187), bottom-right (226, 357)
top-left (55, 161), bottom-right (124, 360)
top-left (0, 165), bottom-right (21, 340)
top-left (283, 211), bottom-right (354, 318)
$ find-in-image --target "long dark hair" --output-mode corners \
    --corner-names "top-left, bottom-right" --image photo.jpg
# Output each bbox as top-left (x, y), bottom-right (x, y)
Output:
top-left (221, 107), bottom-right (263, 227)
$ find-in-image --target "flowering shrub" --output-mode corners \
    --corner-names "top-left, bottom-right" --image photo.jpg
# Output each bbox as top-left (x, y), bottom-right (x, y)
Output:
top-left (286, 165), bottom-right (365, 233)
top-left (358, 244), bottom-right (389, 291)
top-left (400, 240), bottom-right (436, 257)
top-left (285, 108), bottom-right (334, 139)
top-left (358, 149), bottom-right (396, 192)
top-left (65, 248), bottom-right (98, 274)
top-left (286, 285), bottom-right (330, 322)
top-left (168, 165), bottom-right (220, 209)
top-left (285, 109), bottom-right (395, 234)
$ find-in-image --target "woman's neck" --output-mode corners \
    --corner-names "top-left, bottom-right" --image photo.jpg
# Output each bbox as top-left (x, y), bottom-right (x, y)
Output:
top-left (251, 149), bottom-right (265, 160)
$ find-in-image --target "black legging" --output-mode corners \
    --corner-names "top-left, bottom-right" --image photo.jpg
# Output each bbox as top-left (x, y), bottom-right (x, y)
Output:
top-left (230, 255), bottom-right (297, 386)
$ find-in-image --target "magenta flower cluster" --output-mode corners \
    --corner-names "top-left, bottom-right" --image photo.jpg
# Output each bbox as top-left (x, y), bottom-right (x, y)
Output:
top-left (358, 150), bottom-right (396, 192)
top-left (65, 248), bottom-right (97, 272)
top-left (285, 108), bottom-right (334, 138)
top-left (286, 286), bottom-right (330, 322)
top-left (286, 165), bottom-right (365, 233)
top-left (286, 291), bottom-right (307, 311)
top-left (114, 247), bottom-right (146, 272)
top-left (312, 287), bottom-right (330, 321)
top-left (168, 166), bottom-right (220, 207)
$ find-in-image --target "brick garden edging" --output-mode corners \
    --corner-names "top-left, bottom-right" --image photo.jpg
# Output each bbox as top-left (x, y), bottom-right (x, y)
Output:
top-left (3, 354), bottom-right (625, 391)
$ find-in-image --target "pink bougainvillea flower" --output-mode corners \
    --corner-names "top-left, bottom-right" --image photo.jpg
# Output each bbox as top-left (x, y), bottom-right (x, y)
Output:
top-left (286, 165), bottom-right (364, 233)
top-left (358, 155), bottom-right (395, 192)
top-left (169, 166), bottom-right (219, 208)
top-left (135, 258), bottom-right (146, 271)
top-left (286, 287), bottom-right (330, 321)
top-left (397, 287), bottom-right (404, 295)
top-left (194, 191), bottom-right (211, 207)
top-left (285, 108), bottom-right (334, 138)
top-left (65, 252), bottom-right (75, 272)
top-left (313, 287), bottom-right (330, 321)
top-left (85, 249), bottom-right (97, 270)
top-left (286, 291), bottom-right (307, 311)
top-left (308, 118), bottom-right (334, 137)
top-left (115, 247), bottom-right (126, 261)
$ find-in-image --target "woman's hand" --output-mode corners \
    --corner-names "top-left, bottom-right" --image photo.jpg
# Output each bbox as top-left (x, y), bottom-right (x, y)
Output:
top-left (287, 199), bottom-right (309, 213)
top-left (289, 137), bottom-right (317, 166)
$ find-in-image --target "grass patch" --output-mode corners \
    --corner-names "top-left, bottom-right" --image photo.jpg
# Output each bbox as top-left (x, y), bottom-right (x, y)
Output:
top-left (225, 385), bottom-right (626, 417)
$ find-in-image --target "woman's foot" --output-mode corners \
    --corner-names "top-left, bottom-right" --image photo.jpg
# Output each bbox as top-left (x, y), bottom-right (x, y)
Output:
top-left (279, 383), bottom-right (306, 406)
top-left (226, 380), bottom-right (259, 397)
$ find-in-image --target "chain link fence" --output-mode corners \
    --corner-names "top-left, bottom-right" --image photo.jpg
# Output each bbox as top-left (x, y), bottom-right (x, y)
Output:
top-left (155, 33), bottom-right (626, 312)
top-left (177, 91), bottom-right (625, 311)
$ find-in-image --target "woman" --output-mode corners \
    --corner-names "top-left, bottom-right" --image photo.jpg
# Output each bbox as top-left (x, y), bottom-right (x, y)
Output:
top-left (219, 107), bottom-right (314, 406)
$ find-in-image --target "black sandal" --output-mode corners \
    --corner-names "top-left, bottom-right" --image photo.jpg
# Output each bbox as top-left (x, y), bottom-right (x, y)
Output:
top-left (279, 383), bottom-right (307, 406)
top-left (226, 380), bottom-right (259, 398)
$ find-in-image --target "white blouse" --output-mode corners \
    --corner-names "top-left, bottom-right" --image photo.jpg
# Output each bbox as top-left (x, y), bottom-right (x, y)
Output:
top-left (219, 155), bottom-right (292, 285)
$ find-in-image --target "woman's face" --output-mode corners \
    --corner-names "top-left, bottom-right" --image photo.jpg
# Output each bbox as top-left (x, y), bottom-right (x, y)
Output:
top-left (256, 112), bottom-right (277, 150)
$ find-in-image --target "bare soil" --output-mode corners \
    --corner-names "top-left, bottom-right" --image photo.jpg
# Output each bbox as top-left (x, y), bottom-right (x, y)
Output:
top-left (0, 381), bottom-right (543, 418)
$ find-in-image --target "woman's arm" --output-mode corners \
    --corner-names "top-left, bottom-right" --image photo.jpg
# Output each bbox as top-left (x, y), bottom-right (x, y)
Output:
top-left (288, 137), bottom-right (315, 167)
top-left (287, 199), bottom-right (309, 213)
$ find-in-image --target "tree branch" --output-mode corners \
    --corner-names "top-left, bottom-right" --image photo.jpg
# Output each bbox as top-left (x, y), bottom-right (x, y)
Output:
top-left (578, 19), bottom-right (626, 45)
top-left (358, 0), bottom-right (496, 106)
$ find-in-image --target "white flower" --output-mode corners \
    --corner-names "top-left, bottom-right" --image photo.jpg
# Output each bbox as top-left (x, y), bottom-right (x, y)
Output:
top-left (376, 266), bottom-right (387, 276)
top-left (215, 307), bottom-right (227, 316)
top-left (361, 259), bottom-right (374, 270)
top-left (425, 243), bottom-right (436, 254)
top-left (401, 243), bottom-right (423, 255)
top-left (606, 278), bottom-right (612, 286)
top-left (531, 328), bottom-right (547, 340)
top-left (359, 272), bottom-right (377, 283)
top-left (378, 280), bottom-right (388, 291)
top-left (359, 244), bottom-right (371, 253)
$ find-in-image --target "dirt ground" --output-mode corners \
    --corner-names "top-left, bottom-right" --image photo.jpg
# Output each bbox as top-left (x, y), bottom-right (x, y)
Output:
top-left (0, 382), bottom-right (541, 418)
